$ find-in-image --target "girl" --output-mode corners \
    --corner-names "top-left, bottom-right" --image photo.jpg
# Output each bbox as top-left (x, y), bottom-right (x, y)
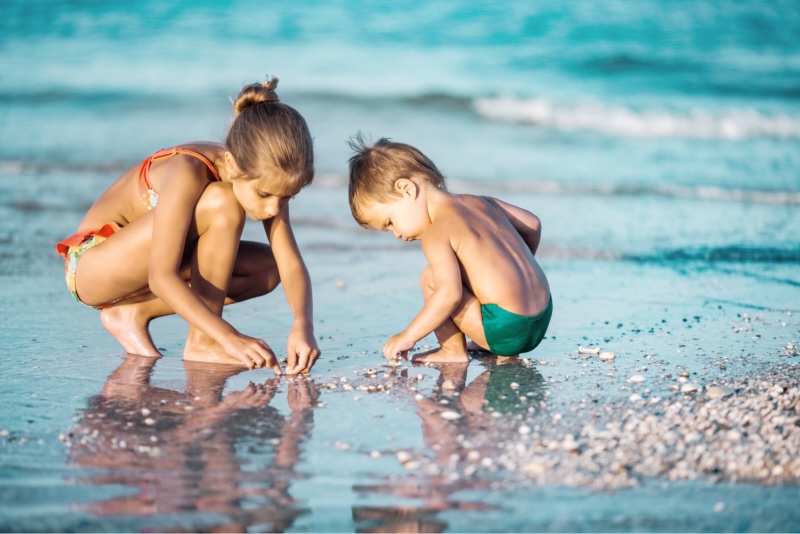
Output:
top-left (56, 78), bottom-right (319, 375)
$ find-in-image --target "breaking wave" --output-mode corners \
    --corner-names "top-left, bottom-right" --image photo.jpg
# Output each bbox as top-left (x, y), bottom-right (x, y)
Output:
top-left (474, 95), bottom-right (800, 140)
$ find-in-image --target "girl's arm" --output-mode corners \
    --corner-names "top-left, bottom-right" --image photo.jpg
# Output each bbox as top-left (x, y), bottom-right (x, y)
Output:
top-left (489, 197), bottom-right (542, 255)
top-left (148, 159), bottom-right (277, 371)
top-left (383, 227), bottom-right (462, 359)
top-left (263, 204), bottom-right (321, 374)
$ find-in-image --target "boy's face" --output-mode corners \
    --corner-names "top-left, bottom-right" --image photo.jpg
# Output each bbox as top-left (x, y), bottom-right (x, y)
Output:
top-left (360, 194), bottom-right (430, 241)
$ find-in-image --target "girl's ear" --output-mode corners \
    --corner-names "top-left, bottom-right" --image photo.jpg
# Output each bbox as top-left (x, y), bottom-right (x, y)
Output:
top-left (223, 151), bottom-right (242, 179)
top-left (394, 178), bottom-right (418, 199)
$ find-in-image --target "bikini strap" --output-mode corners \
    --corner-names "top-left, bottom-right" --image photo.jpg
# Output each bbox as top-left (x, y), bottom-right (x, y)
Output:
top-left (138, 147), bottom-right (221, 191)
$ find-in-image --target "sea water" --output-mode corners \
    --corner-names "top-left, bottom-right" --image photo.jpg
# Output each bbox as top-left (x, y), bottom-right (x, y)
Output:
top-left (1, 1), bottom-right (799, 531)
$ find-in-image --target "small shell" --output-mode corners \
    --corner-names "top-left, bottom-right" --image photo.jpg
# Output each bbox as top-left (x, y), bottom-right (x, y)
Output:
top-left (440, 411), bottom-right (462, 421)
top-left (706, 386), bottom-right (733, 399)
top-left (578, 346), bottom-right (600, 355)
top-left (441, 380), bottom-right (457, 390)
top-left (599, 352), bottom-right (615, 361)
top-left (627, 374), bottom-right (646, 383)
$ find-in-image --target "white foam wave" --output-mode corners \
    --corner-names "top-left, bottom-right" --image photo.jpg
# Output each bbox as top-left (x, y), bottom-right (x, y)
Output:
top-left (473, 96), bottom-right (800, 140)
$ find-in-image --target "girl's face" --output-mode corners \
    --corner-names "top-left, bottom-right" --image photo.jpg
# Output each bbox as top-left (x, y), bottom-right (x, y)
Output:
top-left (231, 174), bottom-right (303, 220)
top-left (224, 153), bottom-right (308, 220)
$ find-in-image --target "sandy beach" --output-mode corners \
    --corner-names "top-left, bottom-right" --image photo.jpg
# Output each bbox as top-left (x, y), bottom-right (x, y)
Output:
top-left (2, 1), bottom-right (800, 531)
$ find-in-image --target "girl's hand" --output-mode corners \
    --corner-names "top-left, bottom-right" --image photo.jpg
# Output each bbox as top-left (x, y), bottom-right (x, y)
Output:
top-left (286, 320), bottom-right (321, 375)
top-left (225, 334), bottom-right (282, 375)
top-left (383, 332), bottom-right (415, 361)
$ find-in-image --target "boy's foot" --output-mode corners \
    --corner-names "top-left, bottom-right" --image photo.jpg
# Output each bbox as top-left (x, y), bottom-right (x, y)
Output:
top-left (411, 347), bottom-right (469, 364)
top-left (100, 304), bottom-right (161, 357)
top-left (466, 340), bottom-right (492, 354)
top-left (183, 330), bottom-right (250, 367)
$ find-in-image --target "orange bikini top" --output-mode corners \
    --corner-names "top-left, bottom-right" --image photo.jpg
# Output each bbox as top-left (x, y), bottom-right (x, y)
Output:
top-left (139, 147), bottom-right (221, 209)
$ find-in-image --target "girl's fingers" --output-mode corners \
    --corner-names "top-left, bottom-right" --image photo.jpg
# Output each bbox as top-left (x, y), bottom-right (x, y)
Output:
top-left (293, 349), bottom-right (310, 375)
top-left (303, 349), bottom-right (321, 374)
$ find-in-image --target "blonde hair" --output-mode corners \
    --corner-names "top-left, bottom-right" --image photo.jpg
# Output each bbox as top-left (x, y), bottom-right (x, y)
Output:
top-left (348, 133), bottom-right (447, 227)
top-left (226, 77), bottom-right (314, 187)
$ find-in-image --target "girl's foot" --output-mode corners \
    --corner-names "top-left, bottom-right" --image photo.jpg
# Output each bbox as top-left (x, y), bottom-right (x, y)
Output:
top-left (183, 331), bottom-right (248, 367)
top-left (411, 346), bottom-right (469, 364)
top-left (100, 305), bottom-right (160, 357)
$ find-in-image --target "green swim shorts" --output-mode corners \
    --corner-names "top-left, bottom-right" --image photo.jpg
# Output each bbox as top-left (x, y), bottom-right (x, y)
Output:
top-left (480, 296), bottom-right (553, 356)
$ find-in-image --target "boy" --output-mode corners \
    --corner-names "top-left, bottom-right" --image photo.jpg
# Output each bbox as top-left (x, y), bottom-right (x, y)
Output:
top-left (348, 136), bottom-right (552, 363)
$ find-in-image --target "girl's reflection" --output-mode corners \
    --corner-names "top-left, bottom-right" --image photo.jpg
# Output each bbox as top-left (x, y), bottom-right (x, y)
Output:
top-left (67, 354), bottom-right (318, 532)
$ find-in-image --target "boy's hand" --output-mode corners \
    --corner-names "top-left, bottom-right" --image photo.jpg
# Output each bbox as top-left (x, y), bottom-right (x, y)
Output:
top-left (286, 320), bottom-right (321, 375)
top-left (383, 332), bottom-right (415, 360)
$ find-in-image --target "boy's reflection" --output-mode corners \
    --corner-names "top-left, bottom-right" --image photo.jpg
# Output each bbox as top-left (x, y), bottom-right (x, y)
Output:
top-left (67, 354), bottom-right (318, 532)
top-left (354, 357), bottom-right (545, 533)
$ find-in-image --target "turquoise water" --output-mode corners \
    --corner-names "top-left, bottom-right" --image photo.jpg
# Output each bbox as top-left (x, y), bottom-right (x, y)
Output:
top-left (1, 1), bottom-right (800, 531)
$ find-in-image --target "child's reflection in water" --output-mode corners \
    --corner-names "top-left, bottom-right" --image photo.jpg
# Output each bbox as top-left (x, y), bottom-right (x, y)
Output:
top-left (68, 354), bottom-right (318, 533)
top-left (353, 356), bottom-right (545, 534)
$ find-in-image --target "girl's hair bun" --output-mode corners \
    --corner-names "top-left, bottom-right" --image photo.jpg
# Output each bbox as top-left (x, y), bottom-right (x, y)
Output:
top-left (232, 77), bottom-right (280, 115)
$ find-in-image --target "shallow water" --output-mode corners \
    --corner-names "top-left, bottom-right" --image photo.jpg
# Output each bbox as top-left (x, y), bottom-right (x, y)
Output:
top-left (2, 1), bottom-right (800, 532)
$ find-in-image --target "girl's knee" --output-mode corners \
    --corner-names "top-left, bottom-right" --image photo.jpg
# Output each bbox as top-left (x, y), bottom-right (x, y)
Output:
top-left (196, 183), bottom-right (245, 231)
top-left (419, 265), bottom-right (434, 292)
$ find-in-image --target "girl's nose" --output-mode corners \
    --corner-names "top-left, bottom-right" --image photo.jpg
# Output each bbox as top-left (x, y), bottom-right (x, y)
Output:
top-left (265, 199), bottom-right (280, 218)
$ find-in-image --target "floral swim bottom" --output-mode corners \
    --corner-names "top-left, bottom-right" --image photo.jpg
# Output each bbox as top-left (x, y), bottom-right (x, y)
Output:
top-left (56, 223), bottom-right (118, 309)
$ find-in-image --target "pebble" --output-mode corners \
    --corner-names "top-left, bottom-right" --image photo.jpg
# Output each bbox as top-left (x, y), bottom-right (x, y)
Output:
top-left (335, 280), bottom-right (346, 290)
top-left (370, 450), bottom-right (381, 458)
top-left (333, 441), bottom-right (350, 451)
top-left (578, 347), bottom-right (600, 355)
top-left (679, 371), bottom-right (690, 378)
top-left (628, 374), bottom-right (646, 383)
top-left (599, 352), bottom-right (615, 361)
top-left (141, 408), bottom-right (151, 416)
top-left (440, 411), bottom-right (462, 421)
top-left (144, 418), bottom-right (155, 426)
top-left (441, 380), bottom-right (457, 390)
top-left (509, 382), bottom-right (520, 390)
top-left (518, 425), bottom-right (531, 435)
top-left (681, 384), bottom-right (701, 394)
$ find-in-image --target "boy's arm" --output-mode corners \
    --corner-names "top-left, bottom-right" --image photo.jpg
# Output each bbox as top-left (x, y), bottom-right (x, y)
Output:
top-left (383, 228), bottom-right (463, 359)
top-left (489, 197), bottom-right (542, 255)
top-left (264, 204), bottom-right (321, 374)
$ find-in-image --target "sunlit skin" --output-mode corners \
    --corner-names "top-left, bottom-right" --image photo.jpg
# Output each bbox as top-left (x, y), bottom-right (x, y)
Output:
top-left (359, 176), bottom-right (549, 364)
top-left (72, 142), bottom-right (320, 374)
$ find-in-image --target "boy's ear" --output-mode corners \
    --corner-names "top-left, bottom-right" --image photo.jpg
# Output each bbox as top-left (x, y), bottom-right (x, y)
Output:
top-left (394, 178), bottom-right (418, 199)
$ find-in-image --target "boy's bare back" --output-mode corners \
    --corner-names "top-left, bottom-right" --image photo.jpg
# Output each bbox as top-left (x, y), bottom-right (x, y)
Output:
top-left (422, 193), bottom-right (550, 317)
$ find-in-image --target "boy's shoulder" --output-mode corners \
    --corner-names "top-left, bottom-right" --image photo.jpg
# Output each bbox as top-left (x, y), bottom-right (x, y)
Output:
top-left (427, 194), bottom-right (489, 236)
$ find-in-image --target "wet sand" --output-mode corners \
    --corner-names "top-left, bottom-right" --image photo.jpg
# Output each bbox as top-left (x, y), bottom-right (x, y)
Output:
top-left (1, 179), bottom-right (799, 531)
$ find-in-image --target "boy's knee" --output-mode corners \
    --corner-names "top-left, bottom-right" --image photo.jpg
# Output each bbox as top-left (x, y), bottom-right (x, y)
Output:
top-left (196, 183), bottom-right (245, 230)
